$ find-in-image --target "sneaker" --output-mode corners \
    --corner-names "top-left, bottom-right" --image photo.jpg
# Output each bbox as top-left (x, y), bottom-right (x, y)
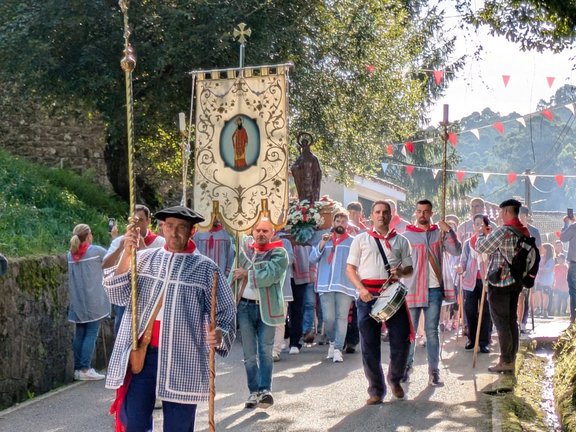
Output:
top-left (326, 342), bottom-right (335, 359)
top-left (245, 392), bottom-right (258, 409)
top-left (77, 368), bottom-right (105, 381)
top-left (257, 391), bottom-right (274, 409)
top-left (465, 341), bottom-right (474, 351)
top-left (333, 349), bottom-right (343, 363)
top-left (272, 353), bottom-right (281, 362)
top-left (73, 370), bottom-right (80, 380)
top-left (401, 366), bottom-right (412, 383)
top-left (317, 333), bottom-right (328, 345)
top-left (289, 346), bottom-right (300, 355)
top-left (428, 371), bottom-right (443, 387)
top-left (281, 339), bottom-right (289, 351)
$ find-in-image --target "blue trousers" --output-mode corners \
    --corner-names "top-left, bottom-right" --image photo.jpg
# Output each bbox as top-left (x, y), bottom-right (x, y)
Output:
top-left (73, 320), bottom-right (100, 370)
top-left (120, 348), bottom-right (197, 432)
top-left (357, 298), bottom-right (411, 398)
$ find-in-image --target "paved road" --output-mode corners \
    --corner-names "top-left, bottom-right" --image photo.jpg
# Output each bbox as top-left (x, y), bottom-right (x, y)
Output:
top-left (0, 318), bottom-right (568, 432)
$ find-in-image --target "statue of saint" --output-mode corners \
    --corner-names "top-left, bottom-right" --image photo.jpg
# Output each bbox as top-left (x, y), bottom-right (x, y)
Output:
top-left (291, 132), bottom-right (321, 203)
top-left (232, 117), bottom-right (248, 169)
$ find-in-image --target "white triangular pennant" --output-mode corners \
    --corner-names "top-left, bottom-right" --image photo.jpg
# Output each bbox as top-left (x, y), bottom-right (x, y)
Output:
top-left (401, 146), bottom-right (407, 157)
top-left (566, 103), bottom-right (575, 115)
top-left (432, 169), bottom-right (440, 179)
top-left (482, 172), bottom-right (491, 183)
top-left (516, 117), bottom-right (526, 127)
top-left (381, 162), bottom-right (389, 174)
top-left (528, 175), bottom-right (537, 186)
top-left (470, 129), bottom-right (480, 140)
top-left (426, 138), bottom-right (434, 144)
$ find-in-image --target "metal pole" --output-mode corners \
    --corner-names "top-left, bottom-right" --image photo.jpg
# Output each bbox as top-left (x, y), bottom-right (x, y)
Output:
top-left (524, 169), bottom-right (532, 211)
top-left (119, 0), bottom-right (139, 350)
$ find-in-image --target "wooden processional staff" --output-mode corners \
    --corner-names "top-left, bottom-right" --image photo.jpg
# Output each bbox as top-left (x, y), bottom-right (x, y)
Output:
top-left (119, 0), bottom-right (139, 350)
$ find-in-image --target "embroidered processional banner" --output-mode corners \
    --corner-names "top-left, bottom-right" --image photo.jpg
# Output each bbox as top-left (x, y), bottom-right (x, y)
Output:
top-left (193, 66), bottom-right (290, 232)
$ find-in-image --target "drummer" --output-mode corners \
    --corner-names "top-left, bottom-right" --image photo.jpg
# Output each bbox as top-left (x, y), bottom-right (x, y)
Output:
top-left (346, 200), bottom-right (413, 404)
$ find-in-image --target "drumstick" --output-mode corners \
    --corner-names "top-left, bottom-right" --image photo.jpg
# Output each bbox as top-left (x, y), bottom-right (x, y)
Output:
top-left (208, 271), bottom-right (218, 432)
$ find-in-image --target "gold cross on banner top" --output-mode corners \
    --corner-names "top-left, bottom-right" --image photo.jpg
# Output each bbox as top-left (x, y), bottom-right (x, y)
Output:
top-left (233, 23), bottom-right (252, 45)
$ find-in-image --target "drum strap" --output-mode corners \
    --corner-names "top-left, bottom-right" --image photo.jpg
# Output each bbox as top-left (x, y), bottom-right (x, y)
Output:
top-left (373, 236), bottom-right (391, 274)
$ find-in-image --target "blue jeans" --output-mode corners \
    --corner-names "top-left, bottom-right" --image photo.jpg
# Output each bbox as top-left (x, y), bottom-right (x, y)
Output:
top-left (114, 304), bottom-right (126, 336)
top-left (407, 288), bottom-right (443, 373)
top-left (73, 320), bottom-right (101, 370)
top-left (303, 283), bottom-right (320, 333)
top-left (121, 348), bottom-right (197, 432)
top-left (320, 292), bottom-right (353, 350)
top-left (237, 299), bottom-right (276, 393)
top-left (568, 262), bottom-right (576, 322)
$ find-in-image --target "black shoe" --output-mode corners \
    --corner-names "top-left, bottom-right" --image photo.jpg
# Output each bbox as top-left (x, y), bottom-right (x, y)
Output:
top-left (257, 391), bottom-right (274, 409)
top-left (401, 366), bottom-right (412, 383)
top-left (345, 344), bottom-right (357, 354)
top-left (465, 341), bottom-right (474, 351)
top-left (480, 345), bottom-right (490, 354)
top-left (428, 371), bottom-right (444, 387)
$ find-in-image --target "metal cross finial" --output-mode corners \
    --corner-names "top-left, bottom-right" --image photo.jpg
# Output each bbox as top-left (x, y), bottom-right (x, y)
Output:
top-left (233, 23), bottom-right (252, 45)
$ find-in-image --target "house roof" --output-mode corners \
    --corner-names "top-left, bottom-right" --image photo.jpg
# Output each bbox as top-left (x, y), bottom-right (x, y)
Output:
top-left (532, 211), bottom-right (565, 243)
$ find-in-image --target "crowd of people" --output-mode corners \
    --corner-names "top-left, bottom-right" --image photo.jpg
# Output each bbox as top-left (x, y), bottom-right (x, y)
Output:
top-left (62, 197), bottom-right (576, 430)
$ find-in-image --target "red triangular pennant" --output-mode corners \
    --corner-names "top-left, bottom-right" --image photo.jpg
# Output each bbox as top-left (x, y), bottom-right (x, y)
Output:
top-left (386, 144), bottom-right (393, 156)
top-left (555, 174), bottom-right (564, 187)
top-left (456, 170), bottom-right (465, 182)
top-left (448, 132), bottom-right (458, 147)
top-left (433, 70), bottom-right (444, 85)
top-left (405, 165), bottom-right (414, 176)
top-left (547, 76), bottom-right (555, 88)
top-left (366, 64), bottom-right (376, 74)
top-left (502, 75), bottom-right (511, 87)
top-left (542, 109), bottom-right (553, 121)
top-left (493, 122), bottom-right (504, 134)
top-left (556, 231), bottom-right (561, 239)
top-left (405, 141), bottom-right (414, 154)
top-left (507, 172), bottom-right (517, 185)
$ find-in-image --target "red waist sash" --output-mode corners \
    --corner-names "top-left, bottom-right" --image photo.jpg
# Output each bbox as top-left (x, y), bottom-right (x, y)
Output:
top-left (361, 278), bottom-right (399, 295)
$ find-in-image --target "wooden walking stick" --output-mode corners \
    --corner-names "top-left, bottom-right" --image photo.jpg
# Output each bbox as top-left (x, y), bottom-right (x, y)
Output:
top-left (208, 271), bottom-right (218, 432)
top-left (119, 0), bottom-right (139, 350)
top-left (455, 274), bottom-right (464, 342)
top-left (473, 257), bottom-right (489, 368)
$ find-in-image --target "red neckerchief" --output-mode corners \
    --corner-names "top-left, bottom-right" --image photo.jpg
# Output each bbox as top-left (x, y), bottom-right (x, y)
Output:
top-left (504, 217), bottom-right (530, 237)
top-left (470, 234), bottom-right (478, 249)
top-left (367, 228), bottom-right (397, 249)
top-left (143, 230), bottom-right (159, 247)
top-left (208, 224), bottom-right (224, 249)
top-left (163, 239), bottom-right (197, 253)
top-left (71, 243), bottom-right (89, 262)
top-left (327, 232), bottom-right (350, 264)
top-left (250, 240), bottom-right (284, 252)
top-left (405, 224), bottom-right (439, 233)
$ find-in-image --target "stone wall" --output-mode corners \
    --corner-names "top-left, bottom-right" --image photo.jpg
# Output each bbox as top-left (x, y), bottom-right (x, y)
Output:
top-left (0, 87), bottom-right (111, 190)
top-left (0, 256), bottom-right (114, 410)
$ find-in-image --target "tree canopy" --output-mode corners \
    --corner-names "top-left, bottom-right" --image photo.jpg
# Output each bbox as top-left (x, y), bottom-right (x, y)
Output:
top-left (0, 0), bottom-right (470, 207)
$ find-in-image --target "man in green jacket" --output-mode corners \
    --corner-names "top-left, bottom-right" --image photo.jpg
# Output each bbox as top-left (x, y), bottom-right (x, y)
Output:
top-left (231, 218), bottom-right (288, 410)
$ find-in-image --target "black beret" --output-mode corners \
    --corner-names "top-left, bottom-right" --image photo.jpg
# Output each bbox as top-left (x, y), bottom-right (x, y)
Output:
top-left (154, 205), bottom-right (205, 225)
top-left (499, 199), bottom-right (522, 209)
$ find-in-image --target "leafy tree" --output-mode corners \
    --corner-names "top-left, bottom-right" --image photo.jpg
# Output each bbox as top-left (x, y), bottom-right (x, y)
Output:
top-left (456, 0), bottom-right (576, 52)
top-left (0, 0), bottom-right (468, 208)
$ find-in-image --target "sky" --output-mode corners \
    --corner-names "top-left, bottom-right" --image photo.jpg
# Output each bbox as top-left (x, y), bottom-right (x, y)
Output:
top-left (427, 14), bottom-right (576, 123)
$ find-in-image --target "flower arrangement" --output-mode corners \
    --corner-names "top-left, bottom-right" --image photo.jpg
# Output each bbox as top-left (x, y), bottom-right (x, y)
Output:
top-left (286, 195), bottom-right (340, 244)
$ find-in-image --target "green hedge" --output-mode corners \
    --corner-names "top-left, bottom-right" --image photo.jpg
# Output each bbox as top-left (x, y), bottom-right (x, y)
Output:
top-left (0, 150), bottom-right (127, 256)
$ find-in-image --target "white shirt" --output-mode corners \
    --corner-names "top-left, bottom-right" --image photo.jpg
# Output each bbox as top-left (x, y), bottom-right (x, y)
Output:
top-left (347, 231), bottom-right (412, 280)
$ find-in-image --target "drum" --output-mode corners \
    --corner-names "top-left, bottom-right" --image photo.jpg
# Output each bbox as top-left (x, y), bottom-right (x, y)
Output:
top-left (369, 282), bottom-right (407, 323)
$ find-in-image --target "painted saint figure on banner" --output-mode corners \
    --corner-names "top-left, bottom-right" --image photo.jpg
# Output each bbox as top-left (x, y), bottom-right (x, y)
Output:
top-left (232, 117), bottom-right (248, 169)
top-left (220, 115), bottom-right (260, 172)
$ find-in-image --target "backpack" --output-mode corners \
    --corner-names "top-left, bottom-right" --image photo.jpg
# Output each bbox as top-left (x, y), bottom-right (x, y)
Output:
top-left (503, 228), bottom-right (540, 288)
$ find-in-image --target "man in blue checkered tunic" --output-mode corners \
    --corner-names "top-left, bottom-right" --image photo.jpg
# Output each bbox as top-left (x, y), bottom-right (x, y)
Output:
top-left (104, 205), bottom-right (236, 432)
